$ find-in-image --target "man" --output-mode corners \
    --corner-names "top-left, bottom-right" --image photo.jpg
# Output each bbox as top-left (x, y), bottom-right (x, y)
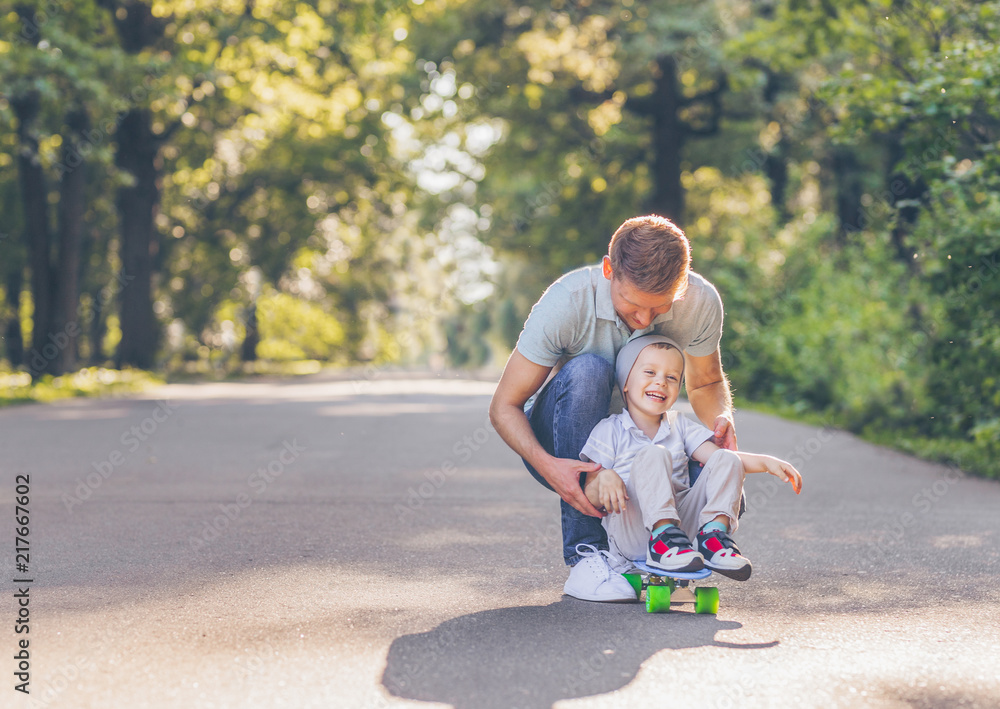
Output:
top-left (488, 215), bottom-right (737, 602)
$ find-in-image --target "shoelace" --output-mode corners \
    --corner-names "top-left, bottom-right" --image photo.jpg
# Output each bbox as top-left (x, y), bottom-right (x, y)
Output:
top-left (574, 543), bottom-right (617, 581)
top-left (607, 537), bottom-right (639, 573)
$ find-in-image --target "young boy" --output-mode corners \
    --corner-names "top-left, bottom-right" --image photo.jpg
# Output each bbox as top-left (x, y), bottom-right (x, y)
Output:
top-left (579, 335), bottom-right (802, 582)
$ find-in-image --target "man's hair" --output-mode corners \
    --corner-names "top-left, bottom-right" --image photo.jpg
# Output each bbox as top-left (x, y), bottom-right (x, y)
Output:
top-left (608, 215), bottom-right (690, 297)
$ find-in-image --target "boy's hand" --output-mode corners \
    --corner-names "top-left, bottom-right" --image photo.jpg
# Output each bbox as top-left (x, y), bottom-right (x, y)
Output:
top-left (585, 469), bottom-right (629, 515)
top-left (760, 455), bottom-right (802, 494)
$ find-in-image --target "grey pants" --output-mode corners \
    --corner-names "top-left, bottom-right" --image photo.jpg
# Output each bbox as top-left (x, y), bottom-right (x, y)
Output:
top-left (604, 446), bottom-right (745, 562)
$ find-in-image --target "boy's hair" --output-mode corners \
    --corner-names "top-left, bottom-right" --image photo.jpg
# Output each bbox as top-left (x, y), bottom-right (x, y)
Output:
top-left (608, 215), bottom-right (691, 298)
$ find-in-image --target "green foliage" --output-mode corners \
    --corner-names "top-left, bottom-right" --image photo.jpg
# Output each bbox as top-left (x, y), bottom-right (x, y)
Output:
top-left (204, 290), bottom-right (346, 363)
top-left (1, 0), bottom-right (997, 478)
top-left (0, 366), bottom-right (160, 406)
top-left (687, 0), bottom-right (1000, 478)
top-left (255, 291), bottom-right (346, 362)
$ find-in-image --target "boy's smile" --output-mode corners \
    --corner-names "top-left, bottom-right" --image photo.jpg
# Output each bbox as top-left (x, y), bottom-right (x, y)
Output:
top-left (623, 345), bottom-right (684, 425)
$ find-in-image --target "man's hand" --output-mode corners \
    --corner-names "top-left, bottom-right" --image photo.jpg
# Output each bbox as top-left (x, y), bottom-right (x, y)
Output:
top-left (711, 414), bottom-right (738, 451)
top-left (540, 457), bottom-right (606, 518)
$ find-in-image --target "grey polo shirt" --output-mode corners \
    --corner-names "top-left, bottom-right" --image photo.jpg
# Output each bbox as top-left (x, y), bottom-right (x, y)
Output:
top-left (516, 265), bottom-right (723, 413)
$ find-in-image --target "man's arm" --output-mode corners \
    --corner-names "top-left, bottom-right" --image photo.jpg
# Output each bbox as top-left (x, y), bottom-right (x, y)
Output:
top-left (684, 348), bottom-right (738, 450)
top-left (489, 349), bottom-right (604, 518)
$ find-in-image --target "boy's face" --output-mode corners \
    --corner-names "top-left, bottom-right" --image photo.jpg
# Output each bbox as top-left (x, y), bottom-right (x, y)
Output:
top-left (623, 345), bottom-right (684, 419)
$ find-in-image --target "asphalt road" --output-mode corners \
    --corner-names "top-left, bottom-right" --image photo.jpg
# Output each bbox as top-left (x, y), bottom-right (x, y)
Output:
top-left (1, 372), bottom-right (998, 709)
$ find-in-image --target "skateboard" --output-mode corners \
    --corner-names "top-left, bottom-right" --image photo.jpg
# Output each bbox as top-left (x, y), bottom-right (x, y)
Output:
top-left (622, 560), bottom-right (720, 614)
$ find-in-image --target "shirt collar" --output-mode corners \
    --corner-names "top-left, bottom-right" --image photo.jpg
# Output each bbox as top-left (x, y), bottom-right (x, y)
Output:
top-left (619, 408), bottom-right (675, 443)
top-left (652, 307), bottom-right (674, 325)
top-left (595, 269), bottom-right (618, 323)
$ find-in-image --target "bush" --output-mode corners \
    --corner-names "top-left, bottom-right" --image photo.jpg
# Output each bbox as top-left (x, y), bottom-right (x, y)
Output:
top-left (713, 204), bottom-right (998, 479)
top-left (208, 290), bottom-right (348, 364)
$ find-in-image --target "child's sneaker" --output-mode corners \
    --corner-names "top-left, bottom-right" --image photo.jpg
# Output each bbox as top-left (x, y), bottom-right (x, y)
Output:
top-left (647, 526), bottom-right (705, 572)
top-left (697, 529), bottom-right (752, 581)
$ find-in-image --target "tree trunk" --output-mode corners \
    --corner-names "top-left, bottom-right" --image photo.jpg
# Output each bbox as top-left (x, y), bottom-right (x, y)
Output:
top-left (79, 223), bottom-right (106, 365)
top-left (53, 108), bottom-right (90, 374)
top-left (88, 284), bottom-right (107, 365)
top-left (103, 0), bottom-right (168, 370)
top-left (765, 145), bottom-right (790, 225)
top-left (3, 269), bottom-right (25, 368)
top-left (831, 146), bottom-right (865, 245)
top-left (114, 108), bottom-right (160, 369)
top-left (761, 66), bottom-right (790, 225)
top-left (12, 90), bottom-right (56, 378)
top-left (886, 136), bottom-right (924, 266)
top-left (648, 55), bottom-right (685, 225)
top-left (240, 303), bottom-right (259, 362)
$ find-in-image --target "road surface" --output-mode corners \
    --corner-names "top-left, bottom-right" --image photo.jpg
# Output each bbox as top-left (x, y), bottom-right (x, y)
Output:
top-left (1, 372), bottom-right (998, 708)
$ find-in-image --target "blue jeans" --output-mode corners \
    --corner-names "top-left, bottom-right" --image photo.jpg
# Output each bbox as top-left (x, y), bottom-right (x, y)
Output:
top-left (523, 354), bottom-right (614, 565)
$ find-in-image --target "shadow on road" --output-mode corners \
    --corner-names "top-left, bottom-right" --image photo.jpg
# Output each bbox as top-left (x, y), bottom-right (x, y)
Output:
top-left (382, 598), bottom-right (778, 709)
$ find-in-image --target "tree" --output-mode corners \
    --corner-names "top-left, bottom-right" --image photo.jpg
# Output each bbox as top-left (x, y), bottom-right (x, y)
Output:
top-left (150, 0), bottom-right (427, 364)
top-left (0, 2), bottom-right (121, 376)
top-left (1, 0), bottom-right (435, 374)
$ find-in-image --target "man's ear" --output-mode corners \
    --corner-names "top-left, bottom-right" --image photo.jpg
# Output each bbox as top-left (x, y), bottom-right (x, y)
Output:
top-left (602, 255), bottom-right (613, 280)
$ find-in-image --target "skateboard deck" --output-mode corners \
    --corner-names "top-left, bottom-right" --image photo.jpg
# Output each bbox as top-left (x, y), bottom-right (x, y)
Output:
top-left (624, 559), bottom-right (719, 614)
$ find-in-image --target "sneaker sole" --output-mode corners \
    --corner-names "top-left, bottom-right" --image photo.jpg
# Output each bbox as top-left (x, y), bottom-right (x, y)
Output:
top-left (563, 589), bottom-right (637, 603)
top-left (705, 563), bottom-right (752, 581)
top-left (564, 594), bottom-right (638, 603)
top-left (645, 557), bottom-right (705, 573)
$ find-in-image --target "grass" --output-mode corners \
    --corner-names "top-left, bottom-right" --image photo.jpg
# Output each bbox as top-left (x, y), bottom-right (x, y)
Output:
top-left (744, 400), bottom-right (998, 480)
top-left (0, 367), bottom-right (162, 407)
top-left (163, 358), bottom-right (324, 382)
top-left (0, 359), bottom-right (339, 406)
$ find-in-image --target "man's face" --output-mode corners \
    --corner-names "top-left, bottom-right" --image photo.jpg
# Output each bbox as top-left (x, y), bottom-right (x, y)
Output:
top-left (603, 256), bottom-right (674, 331)
top-left (623, 346), bottom-right (684, 419)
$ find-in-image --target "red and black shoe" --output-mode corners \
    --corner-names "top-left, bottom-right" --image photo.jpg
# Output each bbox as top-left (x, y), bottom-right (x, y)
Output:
top-left (697, 529), bottom-right (752, 581)
top-left (647, 526), bottom-right (705, 572)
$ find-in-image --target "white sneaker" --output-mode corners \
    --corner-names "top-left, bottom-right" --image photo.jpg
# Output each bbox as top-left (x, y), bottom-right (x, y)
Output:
top-left (563, 544), bottom-right (638, 602)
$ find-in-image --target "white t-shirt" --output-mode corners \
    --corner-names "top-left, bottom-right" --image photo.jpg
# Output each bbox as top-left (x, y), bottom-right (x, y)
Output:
top-left (579, 409), bottom-right (714, 491)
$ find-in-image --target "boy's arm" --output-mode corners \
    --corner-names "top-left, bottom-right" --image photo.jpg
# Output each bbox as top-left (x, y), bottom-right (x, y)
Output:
top-left (691, 441), bottom-right (802, 494)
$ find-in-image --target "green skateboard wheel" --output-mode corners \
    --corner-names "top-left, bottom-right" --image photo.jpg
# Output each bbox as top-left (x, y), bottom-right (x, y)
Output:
top-left (623, 573), bottom-right (642, 596)
top-left (694, 586), bottom-right (719, 614)
top-left (646, 584), bottom-right (671, 613)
